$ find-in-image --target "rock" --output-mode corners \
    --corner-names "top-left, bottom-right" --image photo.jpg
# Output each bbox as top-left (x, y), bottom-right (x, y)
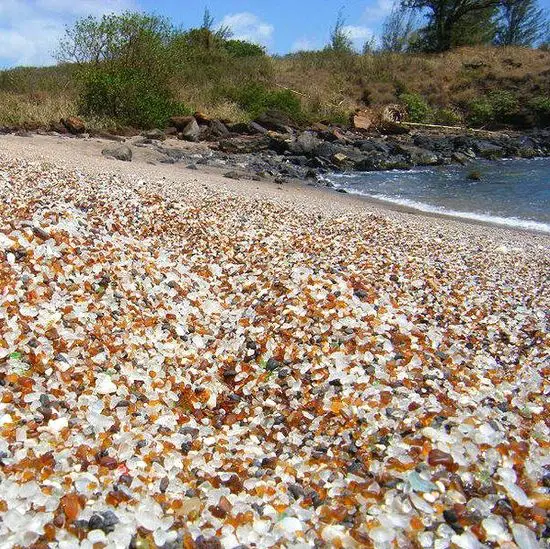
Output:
top-left (474, 141), bottom-right (504, 159)
top-left (61, 116), bottom-right (86, 135)
top-left (102, 145), bottom-right (132, 162)
top-left (255, 110), bottom-right (293, 133)
top-left (395, 144), bottom-right (440, 165)
top-left (169, 116), bottom-right (196, 131)
top-left (352, 109), bottom-right (376, 131)
top-left (49, 121), bottom-right (68, 134)
top-left (268, 134), bottom-right (292, 154)
top-left (142, 129), bottom-right (166, 141)
top-left (452, 152), bottom-right (472, 165)
top-left (310, 122), bottom-right (329, 132)
top-left (379, 121), bottom-right (410, 135)
top-left (248, 121), bottom-right (269, 135)
top-left (355, 155), bottom-right (410, 171)
top-left (266, 358), bottom-right (282, 371)
top-left (224, 171), bottom-right (242, 180)
top-left (333, 152), bottom-right (348, 164)
top-left (193, 111), bottom-right (210, 125)
top-left (209, 120), bottom-right (230, 138)
top-left (218, 136), bottom-right (270, 154)
top-left (179, 119), bottom-right (200, 142)
top-left (88, 511), bottom-right (119, 533)
top-left (289, 132), bottom-right (320, 155)
top-left (96, 132), bottom-right (125, 142)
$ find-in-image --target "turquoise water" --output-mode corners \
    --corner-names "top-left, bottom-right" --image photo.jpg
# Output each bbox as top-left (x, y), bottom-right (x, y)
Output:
top-left (328, 157), bottom-right (550, 233)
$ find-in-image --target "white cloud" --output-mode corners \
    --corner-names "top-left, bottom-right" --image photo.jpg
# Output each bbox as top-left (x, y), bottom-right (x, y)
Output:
top-left (362, 0), bottom-right (395, 23)
top-left (343, 25), bottom-right (376, 49)
top-left (0, 0), bottom-right (135, 67)
top-left (291, 38), bottom-right (322, 53)
top-left (219, 12), bottom-right (274, 47)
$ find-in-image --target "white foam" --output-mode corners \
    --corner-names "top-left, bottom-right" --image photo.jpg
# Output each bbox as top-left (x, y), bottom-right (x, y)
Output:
top-left (339, 189), bottom-right (550, 233)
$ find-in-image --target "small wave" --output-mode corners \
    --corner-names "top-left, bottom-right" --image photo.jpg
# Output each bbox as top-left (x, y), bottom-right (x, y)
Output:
top-left (339, 189), bottom-right (550, 233)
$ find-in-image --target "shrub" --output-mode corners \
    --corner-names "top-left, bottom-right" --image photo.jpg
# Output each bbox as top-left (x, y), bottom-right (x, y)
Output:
top-left (528, 96), bottom-right (550, 126)
top-left (223, 40), bottom-right (266, 58)
top-left (230, 84), bottom-right (303, 121)
top-left (467, 91), bottom-right (519, 127)
top-left (79, 67), bottom-right (188, 128)
top-left (400, 92), bottom-right (432, 122)
top-left (467, 97), bottom-right (493, 126)
top-left (489, 91), bottom-right (519, 119)
top-left (433, 107), bottom-right (463, 125)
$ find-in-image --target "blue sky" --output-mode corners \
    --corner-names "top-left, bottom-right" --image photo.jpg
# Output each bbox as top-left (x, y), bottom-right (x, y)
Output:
top-left (1, 0), bottom-right (549, 67)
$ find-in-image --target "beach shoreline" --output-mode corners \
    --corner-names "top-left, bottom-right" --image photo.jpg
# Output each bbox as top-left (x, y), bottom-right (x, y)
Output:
top-left (1, 132), bottom-right (549, 241)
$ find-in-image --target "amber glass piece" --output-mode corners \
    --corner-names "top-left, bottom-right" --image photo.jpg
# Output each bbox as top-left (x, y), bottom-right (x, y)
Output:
top-left (61, 494), bottom-right (81, 523)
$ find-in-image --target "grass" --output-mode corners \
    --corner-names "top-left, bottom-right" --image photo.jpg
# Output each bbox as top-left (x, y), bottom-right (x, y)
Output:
top-left (1, 45), bottom-right (549, 131)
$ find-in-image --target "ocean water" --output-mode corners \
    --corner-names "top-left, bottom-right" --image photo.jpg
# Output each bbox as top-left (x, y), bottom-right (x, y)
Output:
top-left (327, 157), bottom-right (550, 233)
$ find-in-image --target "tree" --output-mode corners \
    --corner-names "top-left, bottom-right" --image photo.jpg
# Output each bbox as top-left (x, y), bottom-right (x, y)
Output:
top-left (57, 12), bottom-right (185, 128)
top-left (56, 12), bottom-right (175, 65)
top-left (381, 5), bottom-right (419, 52)
top-left (402, 0), bottom-right (500, 51)
top-left (327, 9), bottom-right (354, 52)
top-left (494, 0), bottom-right (549, 46)
top-left (451, 5), bottom-right (498, 46)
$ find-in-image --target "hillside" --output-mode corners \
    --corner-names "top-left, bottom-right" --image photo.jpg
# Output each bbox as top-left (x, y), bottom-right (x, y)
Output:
top-left (0, 46), bottom-right (549, 132)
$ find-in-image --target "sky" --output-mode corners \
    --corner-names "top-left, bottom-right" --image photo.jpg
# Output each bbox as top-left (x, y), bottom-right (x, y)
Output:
top-left (1, 0), bottom-right (549, 68)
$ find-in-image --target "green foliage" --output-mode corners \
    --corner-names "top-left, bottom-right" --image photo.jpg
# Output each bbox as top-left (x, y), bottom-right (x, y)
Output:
top-left (327, 9), bottom-right (354, 53)
top-left (433, 107), bottom-right (463, 125)
top-left (489, 90), bottom-right (519, 118)
top-left (223, 40), bottom-right (266, 58)
top-left (402, 0), bottom-right (500, 51)
top-left (381, 6), bottom-right (419, 52)
top-left (400, 92), bottom-right (432, 122)
top-left (78, 66), bottom-right (188, 128)
top-left (466, 91), bottom-right (519, 126)
top-left (61, 12), bottom-right (188, 128)
top-left (57, 12), bottom-right (176, 65)
top-left (528, 95), bottom-right (550, 125)
top-left (495, 0), bottom-right (548, 46)
top-left (230, 84), bottom-right (303, 120)
top-left (467, 98), bottom-right (494, 126)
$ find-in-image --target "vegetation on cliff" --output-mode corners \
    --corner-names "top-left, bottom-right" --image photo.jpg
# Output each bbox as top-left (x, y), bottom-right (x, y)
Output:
top-left (0, 6), bottom-right (548, 132)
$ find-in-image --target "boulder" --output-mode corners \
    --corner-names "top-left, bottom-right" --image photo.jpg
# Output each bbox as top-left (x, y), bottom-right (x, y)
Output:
top-left (394, 144), bottom-right (440, 166)
top-left (254, 110), bottom-right (293, 133)
top-left (194, 111), bottom-right (210, 125)
top-left (355, 155), bottom-right (410, 171)
top-left (310, 122), bottom-right (329, 132)
top-left (379, 121), bottom-right (410, 135)
top-left (352, 110), bottom-right (376, 131)
top-left (169, 116), bottom-right (196, 131)
top-left (142, 129), bottom-right (166, 141)
top-left (473, 141), bottom-right (504, 160)
top-left (209, 119), bottom-right (230, 138)
top-left (61, 116), bottom-right (85, 135)
top-left (218, 136), bottom-right (270, 154)
top-left (178, 119), bottom-right (201, 142)
top-left (102, 145), bottom-right (132, 162)
top-left (269, 134), bottom-right (293, 154)
top-left (289, 132), bottom-right (321, 156)
top-left (49, 121), bottom-right (68, 134)
top-left (248, 121), bottom-right (269, 135)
